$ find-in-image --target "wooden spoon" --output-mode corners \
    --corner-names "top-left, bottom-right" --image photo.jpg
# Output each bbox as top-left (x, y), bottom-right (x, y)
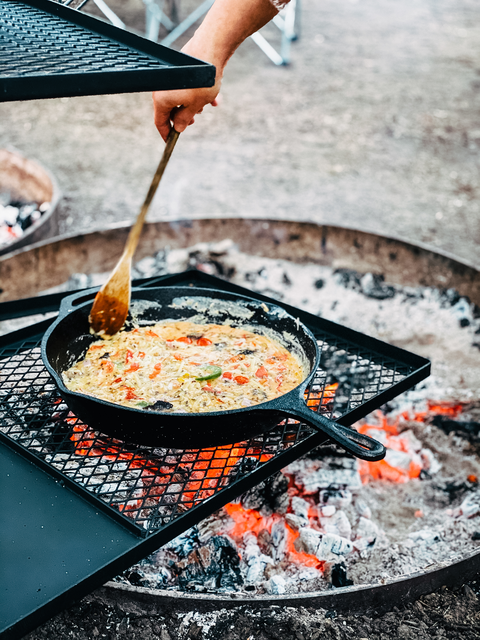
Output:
top-left (89, 129), bottom-right (180, 337)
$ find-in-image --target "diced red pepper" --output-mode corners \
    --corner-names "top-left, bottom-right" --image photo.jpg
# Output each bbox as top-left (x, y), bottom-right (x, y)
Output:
top-left (222, 372), bottom-right (233, 380)
top-left (176, 336), bottom-right (192, 344)
top-left (100, 360), bottom-right (114, 373)
top-left (197, 337), bottom-right (212, 346)
top-left (173, 354), bottom-right (183, 361)
top-left (256, 366), bottom-right (268, 378)
top-left (125, 349), bottom-right (134, 363)
top-left (146, 330), bottom-right (159, 338)
top-left (138, 352), bottom-right (146, 359)
top-left (149, 362), bottom-right (162, 379)
top-left (125, 387), bottom-right (138, 400)
top-left (113, 377), bottom-right (122, 383)
top-left (125, 362), bottom-right (140, 373)
top-left (89, 344), bottom-right (103, 351)
top-left (234, 376), bottom-right (249, 385)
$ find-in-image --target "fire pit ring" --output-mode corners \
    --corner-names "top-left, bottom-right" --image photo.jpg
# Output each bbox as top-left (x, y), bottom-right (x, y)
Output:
top-left (0, 148), bottom-right (60, 257)
top-left (100, 547), bottom-right (480, 613)
top-left (1, 218), bottom-right (479, 618)
top-left (0, 218), bottom-right (478, 304)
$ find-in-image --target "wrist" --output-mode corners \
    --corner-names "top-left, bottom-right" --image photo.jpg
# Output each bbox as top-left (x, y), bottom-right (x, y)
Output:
top-left (181, 34), bottom-right (227, 82)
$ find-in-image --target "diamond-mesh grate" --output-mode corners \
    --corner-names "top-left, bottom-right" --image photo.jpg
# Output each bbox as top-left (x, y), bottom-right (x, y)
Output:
top-left (0, 328), bottom-right (411, 536)
top-left (0, 1), bottom-right (168, 78)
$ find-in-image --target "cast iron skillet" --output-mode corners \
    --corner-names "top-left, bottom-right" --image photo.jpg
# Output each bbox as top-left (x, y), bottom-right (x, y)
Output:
top-left (41, 287), bottom-right (386, 461)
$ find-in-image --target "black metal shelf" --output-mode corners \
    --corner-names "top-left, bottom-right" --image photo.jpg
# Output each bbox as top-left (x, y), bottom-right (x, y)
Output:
top-left (0, 0), bottom-right (215, 101)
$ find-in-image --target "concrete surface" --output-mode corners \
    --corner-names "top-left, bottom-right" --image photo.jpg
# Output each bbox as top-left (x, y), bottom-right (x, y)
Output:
top-left (0, 0), bottom-right (479, 266)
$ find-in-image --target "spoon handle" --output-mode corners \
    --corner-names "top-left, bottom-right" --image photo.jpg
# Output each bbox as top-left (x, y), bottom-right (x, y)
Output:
top-left (124, 128), bottom-right (180, 259)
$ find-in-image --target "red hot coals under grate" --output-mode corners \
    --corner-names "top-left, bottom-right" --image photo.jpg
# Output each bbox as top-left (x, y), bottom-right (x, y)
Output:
top-left (0, 336), bottom-right (400, 536)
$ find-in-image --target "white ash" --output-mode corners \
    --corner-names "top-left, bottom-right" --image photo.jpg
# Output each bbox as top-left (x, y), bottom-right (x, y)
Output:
top-left (31, 238), bottom-right (480, 396)
top-left (118, 409), bottom-right (480, 595)
top-left (0, 193), bottom-right (49, 248)
top-left (3, 239), bottom-right (480, 594)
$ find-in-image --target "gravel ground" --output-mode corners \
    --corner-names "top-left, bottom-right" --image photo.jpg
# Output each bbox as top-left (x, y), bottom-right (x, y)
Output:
top-left (0, 0), bottom-right (479, 266)
top-left (3, 0), bottom-right (480, 637)
top-left (24, 580), bottom-right (480, 640)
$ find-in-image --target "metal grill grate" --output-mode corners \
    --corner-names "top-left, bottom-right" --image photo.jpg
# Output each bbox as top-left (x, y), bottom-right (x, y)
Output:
top-left (0, 315), bottom-right (413, 536)
top-left (0, 0), bottom-right (215, 100)
top-left (1, 3), bottom-right (164, 77)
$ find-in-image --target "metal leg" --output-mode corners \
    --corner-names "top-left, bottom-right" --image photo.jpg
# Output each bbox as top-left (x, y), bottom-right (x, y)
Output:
top-left (160, 0), bottom-right (214, 47)
top-left (256, 0), bottom-right (298, 66)
top-left (250, 32), bottom-right (285, 66)
top-left (91, 0), bottom-right (125, 29)
top-left (144, 0), bottom-right (176, 42)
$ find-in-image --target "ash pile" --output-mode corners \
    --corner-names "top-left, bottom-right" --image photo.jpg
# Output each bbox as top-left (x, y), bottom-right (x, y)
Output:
top-left (117, 399), bottom-right (480, 596)
top-left (0, 191), bottom-right (49, 248)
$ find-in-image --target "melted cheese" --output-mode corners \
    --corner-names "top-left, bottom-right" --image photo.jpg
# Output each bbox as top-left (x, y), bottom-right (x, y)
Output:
top-left (62, 321), bottom-right (305, 413)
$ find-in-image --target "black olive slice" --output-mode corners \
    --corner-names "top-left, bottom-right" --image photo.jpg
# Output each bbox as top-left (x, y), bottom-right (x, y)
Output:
top-left (146, 400), bottom-right (174, 412)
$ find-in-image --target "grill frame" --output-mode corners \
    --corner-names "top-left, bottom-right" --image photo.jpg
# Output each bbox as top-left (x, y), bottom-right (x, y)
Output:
top-left (0, 270), bottom-right (430, 639)
top-left (0, 0), bottom-right (215, 101)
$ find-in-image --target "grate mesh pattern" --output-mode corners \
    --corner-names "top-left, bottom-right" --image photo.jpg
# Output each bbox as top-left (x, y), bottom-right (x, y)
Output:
top-left (0, 329), bottom-right (410, 536)
top-left (0, 1), bottom-right (168, 78)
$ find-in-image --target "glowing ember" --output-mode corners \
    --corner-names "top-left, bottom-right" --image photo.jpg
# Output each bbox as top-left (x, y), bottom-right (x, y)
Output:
top-left (68, 413), bottom-right (274, 522)
top-left (357, 401), bottom-right (466, 484)
top-left (224, 503), bottom-right (323, 569)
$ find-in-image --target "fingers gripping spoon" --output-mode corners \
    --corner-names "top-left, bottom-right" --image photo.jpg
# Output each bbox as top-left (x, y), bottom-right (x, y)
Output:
top-left (89, 129), bottom-right (180, 337)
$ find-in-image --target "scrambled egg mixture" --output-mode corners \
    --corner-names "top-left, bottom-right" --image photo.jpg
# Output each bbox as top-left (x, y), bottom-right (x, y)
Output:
top-left (63, 321), bottom-right (304, 413)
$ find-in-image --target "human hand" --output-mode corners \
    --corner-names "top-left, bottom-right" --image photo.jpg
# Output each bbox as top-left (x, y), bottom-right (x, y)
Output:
top-left (152, 0), bottom-right (279, 140)
top-left (152, 83), bottom-right (220, 142)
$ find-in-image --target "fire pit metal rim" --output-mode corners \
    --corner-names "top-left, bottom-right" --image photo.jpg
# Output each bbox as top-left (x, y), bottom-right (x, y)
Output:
top-left (0, 217), bottom-right (478, 273)
top-left (0, 147), bottom-right (61, 257)
top-left (102, 546), bottom-right (480, 611)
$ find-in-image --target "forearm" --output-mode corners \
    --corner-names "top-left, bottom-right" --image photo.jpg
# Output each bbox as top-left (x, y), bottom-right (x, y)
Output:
top-left (185, 0), bottom-right (280, 75)
top-left (153, 0), bottom-right (287, 140)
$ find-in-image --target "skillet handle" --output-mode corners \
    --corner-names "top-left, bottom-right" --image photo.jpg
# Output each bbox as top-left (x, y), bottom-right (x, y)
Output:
top-left (273, 401), bottom-right (386, 461)
top-left (58, 287), bottom-right (100, 316)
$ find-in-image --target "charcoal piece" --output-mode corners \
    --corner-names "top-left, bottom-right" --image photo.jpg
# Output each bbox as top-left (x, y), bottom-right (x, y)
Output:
top-left (314, 278), bottom-right (325, 289)
top-left (210, 259), bottom-right (235, 279)
top-left (360, 273), bottom-right (396, 300)
top-left (436, 479), bottom-right (470, 501)
top-left (472, 532), bottom-right (480, 541)
top-left (331, 563), bottom-right (354, 588)
top-left (240, 471), bottom-right (289, 516)
top-left (441, 288), bottom-right (461, 307)
top-left (167, 527), bottom-right (200, 558)
top-left (334, 268), bottom-right (362, 290)
top-left (176, 535), bottom-right (243, 591)
top-left (432, 415), bottom-right (480, 445)
top-left (257, 528), bottom-right (273, 556)
top-left (123, 570), bottom-right (144, 587)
